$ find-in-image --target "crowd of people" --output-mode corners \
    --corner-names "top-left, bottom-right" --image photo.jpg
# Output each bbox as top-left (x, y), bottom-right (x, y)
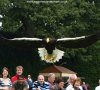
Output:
top-left (0, 65), bottom-right (99, 90)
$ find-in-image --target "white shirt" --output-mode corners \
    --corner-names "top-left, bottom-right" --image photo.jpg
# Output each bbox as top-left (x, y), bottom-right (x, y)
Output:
top-left (0, 78), bottom-right (12, 90)
top-left (0, 78), bottom-right (12, 87)
top-left (95, 85), bottom-right (100, 90)
top-left (66, 84), bottom-right (74, 90)
top-left (79, 86), bottom-right (83, 90)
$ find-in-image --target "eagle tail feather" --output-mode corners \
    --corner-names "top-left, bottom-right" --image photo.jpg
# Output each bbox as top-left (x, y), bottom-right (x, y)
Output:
top-left (38, 48), bottom-right (64, 63)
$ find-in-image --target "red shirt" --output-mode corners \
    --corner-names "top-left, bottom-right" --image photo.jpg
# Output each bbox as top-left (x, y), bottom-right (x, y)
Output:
top-left (11, 74), bottom-right (26, 83)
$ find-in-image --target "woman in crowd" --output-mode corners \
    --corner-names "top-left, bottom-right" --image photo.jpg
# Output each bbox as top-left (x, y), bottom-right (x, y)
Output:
top-left (53, 78), bottom-right (64, 90)
top-left (74, 78), bottom-right (83, 90)
top-left (0, 67), bottom-right (12, 90)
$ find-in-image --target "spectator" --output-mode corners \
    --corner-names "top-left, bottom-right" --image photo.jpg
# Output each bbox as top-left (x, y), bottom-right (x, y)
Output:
top-left (27, 74), bottom-right (33, 90)
top-left (11, 66), bottom-right (26, 83)
top-left (82, 82), bottom-right (87, 90)
top-left (32, 74), bottom-right (50, 90)
top-left (12, 75), bottom-right (28, 90)
top-left (65, 74), bottom-right (77, 90)
top-left (47, 73), bottom-right (55, 90)
top-left (95, 79), bottom-right (100, 90)
top-left (53, 78), bottom-right (64, 90)
top-left (0, 67), bottom-right (12, 90)
top-left (74, 78), bottom-right (83, 90)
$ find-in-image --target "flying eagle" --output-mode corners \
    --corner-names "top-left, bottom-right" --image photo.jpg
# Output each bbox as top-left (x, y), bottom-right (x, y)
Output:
top-left (0, 32), bottom-right (100, 63)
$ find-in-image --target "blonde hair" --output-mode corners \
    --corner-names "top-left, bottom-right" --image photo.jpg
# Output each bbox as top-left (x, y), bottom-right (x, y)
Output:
top-left (16, 66), bottom-right (23, 70)
top-left (48, 73), bottom-right (55, 78)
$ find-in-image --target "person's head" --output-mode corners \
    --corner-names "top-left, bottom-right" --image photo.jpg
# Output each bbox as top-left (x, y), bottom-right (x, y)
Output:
top-left (38, 75), bottom-right (45, 85)
top-left (28, 74), bottom-right (31, 78)
top-left (17, 75), bottom-right (25, 84)
top-left (68, 74), bottom-right (77, 84)
top-left (55, 78), bottom-right (64, 89)
top-left (74, 78), bottom-right (82, 87)
top-left (16, 66), bottom-right (23, 75)
top-left (48, 73), bottom-right (55, 84)
top-left (98, 79), bottom-right (100, 85)
top-left (82, 81), bottom-right (85, 85)
top-left (2, 67), bottom-right (9, 78)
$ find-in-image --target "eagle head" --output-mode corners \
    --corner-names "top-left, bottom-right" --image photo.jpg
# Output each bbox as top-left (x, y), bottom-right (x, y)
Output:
top-left (46, 38), bottom-right (50, 43)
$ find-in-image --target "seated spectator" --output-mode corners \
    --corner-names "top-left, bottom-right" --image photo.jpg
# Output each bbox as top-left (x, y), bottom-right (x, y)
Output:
top-left (32, 74), bottom-right (50, 90)
top-left (12, 75), bottom-right (28, 90)
top-left (0, 67), bottom-right (12, 90)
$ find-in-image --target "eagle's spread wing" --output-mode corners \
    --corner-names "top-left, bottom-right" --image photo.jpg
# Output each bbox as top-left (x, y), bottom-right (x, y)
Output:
top-left (0, 32), bottom-right (99, 63)
top-left (57, 33), bottom-right (100, 48)
top-left (0, 37), bottom-right (43, 48)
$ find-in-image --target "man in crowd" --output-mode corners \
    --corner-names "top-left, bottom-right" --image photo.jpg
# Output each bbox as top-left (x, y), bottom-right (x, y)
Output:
top-left (32, 74), bottom-right (50, 90)
top-left (65, 74), bottom-right (77, 90)
top-left (11, 66), bottom-right (29, 89)
top-left (27, 74), bottom-right (33, 90)
top-left (11, 66), bottom-right (25, 83)
top-left (47, 73), bottom-right (55, 90)
top-left (12, 75), bottom-right (28, 90)
top-left (95, 79), bottom-right (100, 90)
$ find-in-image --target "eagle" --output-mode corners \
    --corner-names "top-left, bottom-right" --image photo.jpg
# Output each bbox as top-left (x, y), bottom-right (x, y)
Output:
top-left (0, 32), bottom-right (100, 63)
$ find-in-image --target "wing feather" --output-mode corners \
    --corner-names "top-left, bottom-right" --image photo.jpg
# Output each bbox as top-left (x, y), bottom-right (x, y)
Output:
top-left (0, 37), bottom-right (43, 48)
top-left (57, 36), bottom-right (85, 41)
top-left (57, 33), bottom-right (100, 48)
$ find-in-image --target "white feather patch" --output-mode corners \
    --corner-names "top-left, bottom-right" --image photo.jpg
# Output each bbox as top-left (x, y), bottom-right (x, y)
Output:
top-left (9, 38), bottom-right (42, 41)
top-left (57, 36), bottom-right (85, 41)
top-left (38, 48), bottom-right (64, 63)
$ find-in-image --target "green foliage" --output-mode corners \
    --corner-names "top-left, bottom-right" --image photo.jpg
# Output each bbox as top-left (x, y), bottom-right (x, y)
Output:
top-left (0, 0), bottom-right (99, 36)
